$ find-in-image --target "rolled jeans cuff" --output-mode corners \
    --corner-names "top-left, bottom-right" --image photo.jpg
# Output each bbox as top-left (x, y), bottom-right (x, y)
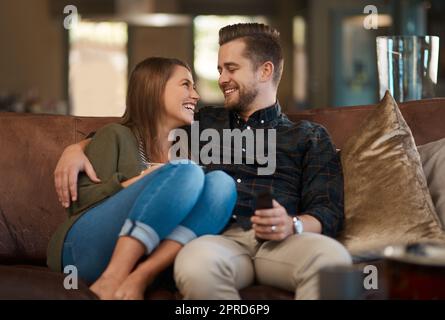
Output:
top-left (119, 219), bottom-right (160, 254)
top-left (165, 225), bottom-right (197, 245)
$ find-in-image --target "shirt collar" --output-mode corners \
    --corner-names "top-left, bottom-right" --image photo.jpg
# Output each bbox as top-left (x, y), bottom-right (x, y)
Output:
top-left (232, 101), bottom-right (281, 125)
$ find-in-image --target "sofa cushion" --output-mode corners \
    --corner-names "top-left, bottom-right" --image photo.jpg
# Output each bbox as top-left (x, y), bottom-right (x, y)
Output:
top-left (0, 114), bottom-right (74, 264)
top-left (337, 92), bottom-right (445, 255)
top-left (418, 138), bottom-right (445, 229)
top-left (0, 265), bottom-right (97, 299)
top-left (0, 114), bottom-right (118, 264)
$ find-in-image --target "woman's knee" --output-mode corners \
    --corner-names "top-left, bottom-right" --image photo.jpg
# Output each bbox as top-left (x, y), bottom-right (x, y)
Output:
top-left (164, 160), bottom-right (205, 191)
top-left (202, 171), bottom-right (237, 225)
top-left (204, 170), bottom-right (237, 201)
top-left (144, 160), bottom-right (205, 198)
top-left (129, 161), bottom-right (206, 226)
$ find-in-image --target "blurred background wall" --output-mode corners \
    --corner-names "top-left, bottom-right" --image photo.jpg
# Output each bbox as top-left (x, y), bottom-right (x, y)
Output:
top-left (0, 0), bottom-right (444, 116)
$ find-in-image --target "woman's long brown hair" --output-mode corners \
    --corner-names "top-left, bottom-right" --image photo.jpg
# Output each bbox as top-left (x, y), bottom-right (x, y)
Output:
top-left (121, 57), bottom-right (190, 162)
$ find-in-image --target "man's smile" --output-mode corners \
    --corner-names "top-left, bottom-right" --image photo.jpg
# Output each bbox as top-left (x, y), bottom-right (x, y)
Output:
top-left (223, 87), bottom-right (238, 97)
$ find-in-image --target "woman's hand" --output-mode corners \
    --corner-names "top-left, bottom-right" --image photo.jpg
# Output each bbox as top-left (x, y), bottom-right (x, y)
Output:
top-left (121, 164), bottom-right (165, 188)
top-left (141, 163), bottom-right (164, 176)
top-left (54, 139), bottom-right (99, 208)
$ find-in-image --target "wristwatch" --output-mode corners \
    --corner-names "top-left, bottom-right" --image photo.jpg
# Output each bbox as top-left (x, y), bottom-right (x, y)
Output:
top-left (292, 216), bottom-right (304, 234)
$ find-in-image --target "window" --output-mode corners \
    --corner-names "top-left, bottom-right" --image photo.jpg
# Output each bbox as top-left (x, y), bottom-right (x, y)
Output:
top-left (69, 20), bottom-right (128, 116)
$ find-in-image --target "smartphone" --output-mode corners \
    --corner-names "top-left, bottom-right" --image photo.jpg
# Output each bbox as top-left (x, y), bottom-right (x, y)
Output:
top-left (254, 191), bottom-right (273, 243)
top-left (256, 191), bottom-right (273, 210)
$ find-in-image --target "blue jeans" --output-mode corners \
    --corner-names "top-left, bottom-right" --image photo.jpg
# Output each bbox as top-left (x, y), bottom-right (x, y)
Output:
top-left (62, 161), bottom-right (237, 284)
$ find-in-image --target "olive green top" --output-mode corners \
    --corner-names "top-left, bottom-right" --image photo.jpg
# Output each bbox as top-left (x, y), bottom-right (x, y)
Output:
top-left (47, 123), bottom-right (143, 272)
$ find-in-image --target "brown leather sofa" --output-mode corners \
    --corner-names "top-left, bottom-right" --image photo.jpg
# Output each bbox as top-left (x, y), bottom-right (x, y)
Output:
top-left (1, 98), bottom-right (444, 299)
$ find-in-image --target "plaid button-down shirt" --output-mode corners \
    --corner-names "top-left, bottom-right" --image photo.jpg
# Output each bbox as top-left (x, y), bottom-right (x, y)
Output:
top-left (186, 102), bottom-right (344, 238)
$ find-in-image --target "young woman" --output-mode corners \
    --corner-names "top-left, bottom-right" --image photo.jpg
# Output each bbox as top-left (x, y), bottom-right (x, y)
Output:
top-left (47, 57), bottom-right (237, 300)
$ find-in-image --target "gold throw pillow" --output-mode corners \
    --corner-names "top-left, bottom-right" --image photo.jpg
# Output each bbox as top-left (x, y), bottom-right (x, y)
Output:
top-left (338, 91), bottom-right (445, 255)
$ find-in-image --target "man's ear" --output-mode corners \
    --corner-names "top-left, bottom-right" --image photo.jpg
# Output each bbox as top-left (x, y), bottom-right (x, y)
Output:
top-left (259, 61), bottom-right (274, 82)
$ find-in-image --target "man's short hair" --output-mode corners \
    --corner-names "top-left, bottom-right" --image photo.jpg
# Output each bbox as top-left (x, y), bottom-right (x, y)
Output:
top-left (219, 23), bottom-right (284, 85)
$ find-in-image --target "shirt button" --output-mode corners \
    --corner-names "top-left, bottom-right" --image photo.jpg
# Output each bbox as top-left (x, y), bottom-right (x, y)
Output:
top-left (236, 178), bottom-right (242, 183)
top-left (247, 126), bottom-right (251, 130)
top-left (242, 148), bottom-right (246, 152)
top-left (260, 120), bottom-right (264, 124)
top-left (232, 214), bottom-right (237, 219)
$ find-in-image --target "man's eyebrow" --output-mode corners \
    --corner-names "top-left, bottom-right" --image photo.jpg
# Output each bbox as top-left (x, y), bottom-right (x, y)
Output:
top-left (217, 62), bottom-right (240, 71)
top-left (224, 62), bottom-right (240, 68)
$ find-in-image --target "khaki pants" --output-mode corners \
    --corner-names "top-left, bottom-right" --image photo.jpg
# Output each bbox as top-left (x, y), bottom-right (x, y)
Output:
top-left (174, 225), bottom-right (352, 300)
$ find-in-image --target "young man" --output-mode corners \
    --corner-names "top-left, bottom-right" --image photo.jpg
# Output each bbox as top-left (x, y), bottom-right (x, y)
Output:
top-left (54, 23), bottom-right (351, 299)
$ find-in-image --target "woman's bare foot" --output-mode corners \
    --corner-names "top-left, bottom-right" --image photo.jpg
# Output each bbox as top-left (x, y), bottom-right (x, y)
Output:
top-left (113, 270), bottom-right (153, 300)
top-left (90, 274), bottom-right (125, 300)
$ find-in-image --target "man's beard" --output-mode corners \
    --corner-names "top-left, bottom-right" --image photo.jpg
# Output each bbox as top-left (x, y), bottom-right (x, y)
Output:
top-left (224, 84), bottom-right (258, 114)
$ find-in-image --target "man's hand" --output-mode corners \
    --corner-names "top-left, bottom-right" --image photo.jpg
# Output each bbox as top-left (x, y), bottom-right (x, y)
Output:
top-left (251, 200), bottom-right (294, 241)
top-left (54, 140), bottom-right (100, 208)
